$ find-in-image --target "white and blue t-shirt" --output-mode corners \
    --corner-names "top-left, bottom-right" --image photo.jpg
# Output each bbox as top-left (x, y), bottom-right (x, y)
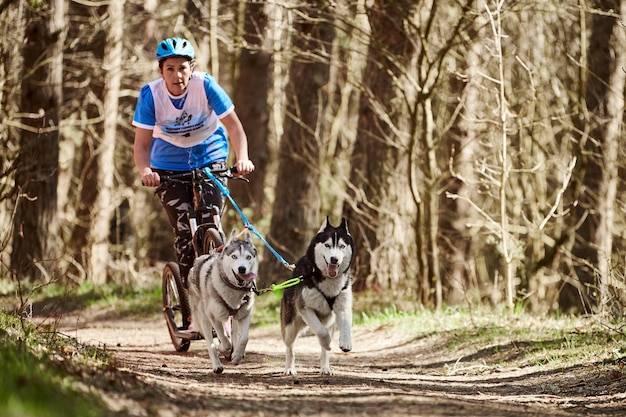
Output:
top-left (132, 72), bottom-right (234, 171)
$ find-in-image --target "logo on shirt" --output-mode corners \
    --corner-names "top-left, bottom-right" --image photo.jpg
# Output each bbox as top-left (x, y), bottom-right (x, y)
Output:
top-left (163, 111), bottom-right (205, 138)
top-left (175, 111), bottom-right (193, 126)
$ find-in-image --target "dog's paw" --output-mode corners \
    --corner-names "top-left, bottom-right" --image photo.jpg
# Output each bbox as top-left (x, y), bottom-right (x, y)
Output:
top-left (284, 367), bottom-right (297, 376)
top-left (213, 365), bottom-right (224, 374)
top-left (320, 366), bottom-right (334, 376)
top-left (339, 337), bottom-right (352, 352)
top-left (218, 343), bottom-right (233, 361)
top-left (232, 350), bottom-right (244, 365)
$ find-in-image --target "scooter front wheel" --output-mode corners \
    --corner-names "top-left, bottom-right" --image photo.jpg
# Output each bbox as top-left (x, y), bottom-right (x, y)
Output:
top-left (202, 226), bottom-right (224, 255)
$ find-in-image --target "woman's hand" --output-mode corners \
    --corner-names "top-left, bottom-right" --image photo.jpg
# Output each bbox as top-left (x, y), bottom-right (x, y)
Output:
top-left (235, 159), bottom-right (255, 176)
top-left (141, 167), bottom-right (161, 187)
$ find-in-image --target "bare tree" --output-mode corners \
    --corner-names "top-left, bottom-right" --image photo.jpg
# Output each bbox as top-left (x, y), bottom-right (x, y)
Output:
top-left (566, 0), bottom-right (623, 313)
top-left (65, 0), bottom-right (106, 282)
top-left (344, 0), bottom-right (418, 296)
top-left (85, 0), bottom-right (125, 284)
top-left (487, 1), bottom-right (516, 310)
top-left (595, 0), bottom-right (626, 313)
top-left (445, 7), bottom-right (490, 305)
top-left (0, 0), bottom-right (26, 266)
top-left (447, 1), bottom-right (580, 312)
top-left (11, 0), bottom-right (66, 282)
top-left (263, 1), bottom-right (335, 285)
top-left (228, 0), bottom-right (271, 225)
top-left (2, 0), bottom-right (624, 316)
top-left (345, 1), bottom-right (474, 308)
top-left (319, 0), bottom-right (369, 222)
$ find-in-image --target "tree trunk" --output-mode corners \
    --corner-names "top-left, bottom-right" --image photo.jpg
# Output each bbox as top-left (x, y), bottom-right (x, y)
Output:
top-left (0, 2), bottom-right (26, 252)
top-left (566, 0), bottom-right (619, 312)
top-left (209, 0), bottom-right (219, 76)
top-left (263, 1), bottom-right (334, 286)
top-left (87, 0), bottom-right (124, 284)
top-left (491, 2), bottom-right (516, 311)
top-left (11, 0), bottom-right (65, 282)
top-left (446, 10), bottom-right (486, 305)
top-left (229, 0), bottom-right (271, 224)
top-left (323, 0), bottom-right (369, 220)
top-left (66, 0), bottom-right (107, 281)
top-left (595, 0), bottom-right (626, 313)
top-left (345, 1), bottom-right (416, 294)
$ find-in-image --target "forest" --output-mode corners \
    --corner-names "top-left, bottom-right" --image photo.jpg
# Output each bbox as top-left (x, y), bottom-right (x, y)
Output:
top-left (0, 0), bottom-right (625, 316)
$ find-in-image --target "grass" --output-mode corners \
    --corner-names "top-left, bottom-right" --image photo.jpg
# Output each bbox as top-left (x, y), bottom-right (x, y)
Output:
top-left (0, 279), bottom-right (161, 417)
top-left (368, 306), bottom-right (626, 377)
top-left (0, 313), bottom-right (115, 417)
top-left (3, 279), bottom-right (163, 319)
top-left (254, 289), bottom-right (626, 382)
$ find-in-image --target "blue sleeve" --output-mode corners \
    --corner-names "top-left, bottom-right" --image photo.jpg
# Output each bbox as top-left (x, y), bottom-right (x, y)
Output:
top-left (203, 74), bottom-right (234, 117)
top-left (132, 84), bottom-right (156, 128)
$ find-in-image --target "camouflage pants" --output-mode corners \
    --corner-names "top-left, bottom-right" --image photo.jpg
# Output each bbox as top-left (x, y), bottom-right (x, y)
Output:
top-left (155, 167), bottom-right (226, 283)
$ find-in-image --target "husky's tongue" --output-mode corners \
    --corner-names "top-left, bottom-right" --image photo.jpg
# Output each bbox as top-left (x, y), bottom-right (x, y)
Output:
top-left (328, 264), bottom-right (339, 277)
top-left (238, 272), bottom-right (257, 282)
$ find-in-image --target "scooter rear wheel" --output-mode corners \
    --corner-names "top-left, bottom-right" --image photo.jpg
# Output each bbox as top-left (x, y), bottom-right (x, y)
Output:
top-left (162, 262), bottom-right (191, 352)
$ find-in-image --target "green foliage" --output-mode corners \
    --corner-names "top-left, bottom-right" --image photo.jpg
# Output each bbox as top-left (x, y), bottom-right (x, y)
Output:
top-left (376, 308), bottom-right (626, 376)
top-left (27, 280), bottom-right (162, 318)
top-left (77, 281), bottom-right (162, 316)
top-left (252, 290), bottom-right (282, 327)
top-left (0, 313), bottom-right (112, 417)
top-left (352, 290), bottom-right (425, 325)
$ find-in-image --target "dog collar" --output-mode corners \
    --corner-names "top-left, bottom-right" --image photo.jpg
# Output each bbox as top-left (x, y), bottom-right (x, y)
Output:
top-left (220, 273), bottom-right (255, 293)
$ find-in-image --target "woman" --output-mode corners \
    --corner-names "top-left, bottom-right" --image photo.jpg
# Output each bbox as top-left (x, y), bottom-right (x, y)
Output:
top-left (133, 37), bottom-right (254, 286)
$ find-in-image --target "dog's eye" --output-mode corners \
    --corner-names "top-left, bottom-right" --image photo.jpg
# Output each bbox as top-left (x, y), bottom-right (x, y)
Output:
top-left (246, 255), bottom-right (252, 260)
top-left (325, 243), bottom-right (331, 249)
top-left (231, 254), bottom-right (237, 260)
top-left (339, 244), bottom-right (346, 249)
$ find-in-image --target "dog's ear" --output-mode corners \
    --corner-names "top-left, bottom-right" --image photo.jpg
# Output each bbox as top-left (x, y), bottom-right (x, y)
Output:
top-left (229, 229), bottom-right (238, 242)
top-left (319, 216), bottom-right (331, 232)
top-left (340, 217), bottom-right (349, 234)
top-left (245, 232), bottom-right (253, 243)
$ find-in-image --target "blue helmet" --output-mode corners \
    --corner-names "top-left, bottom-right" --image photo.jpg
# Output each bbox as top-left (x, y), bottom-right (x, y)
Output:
top-left (155, 37), bottom-right (195, 61)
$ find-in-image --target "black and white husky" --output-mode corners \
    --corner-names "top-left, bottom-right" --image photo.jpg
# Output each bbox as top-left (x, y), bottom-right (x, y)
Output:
top-left (188, 231), bottom-right (258, 374)
top-left (280, 217), bottom-right (355, 376)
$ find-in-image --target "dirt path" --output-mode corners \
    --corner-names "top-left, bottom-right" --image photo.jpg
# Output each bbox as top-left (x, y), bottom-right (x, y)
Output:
top-left (57, 308), bottom-right (624, 417)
